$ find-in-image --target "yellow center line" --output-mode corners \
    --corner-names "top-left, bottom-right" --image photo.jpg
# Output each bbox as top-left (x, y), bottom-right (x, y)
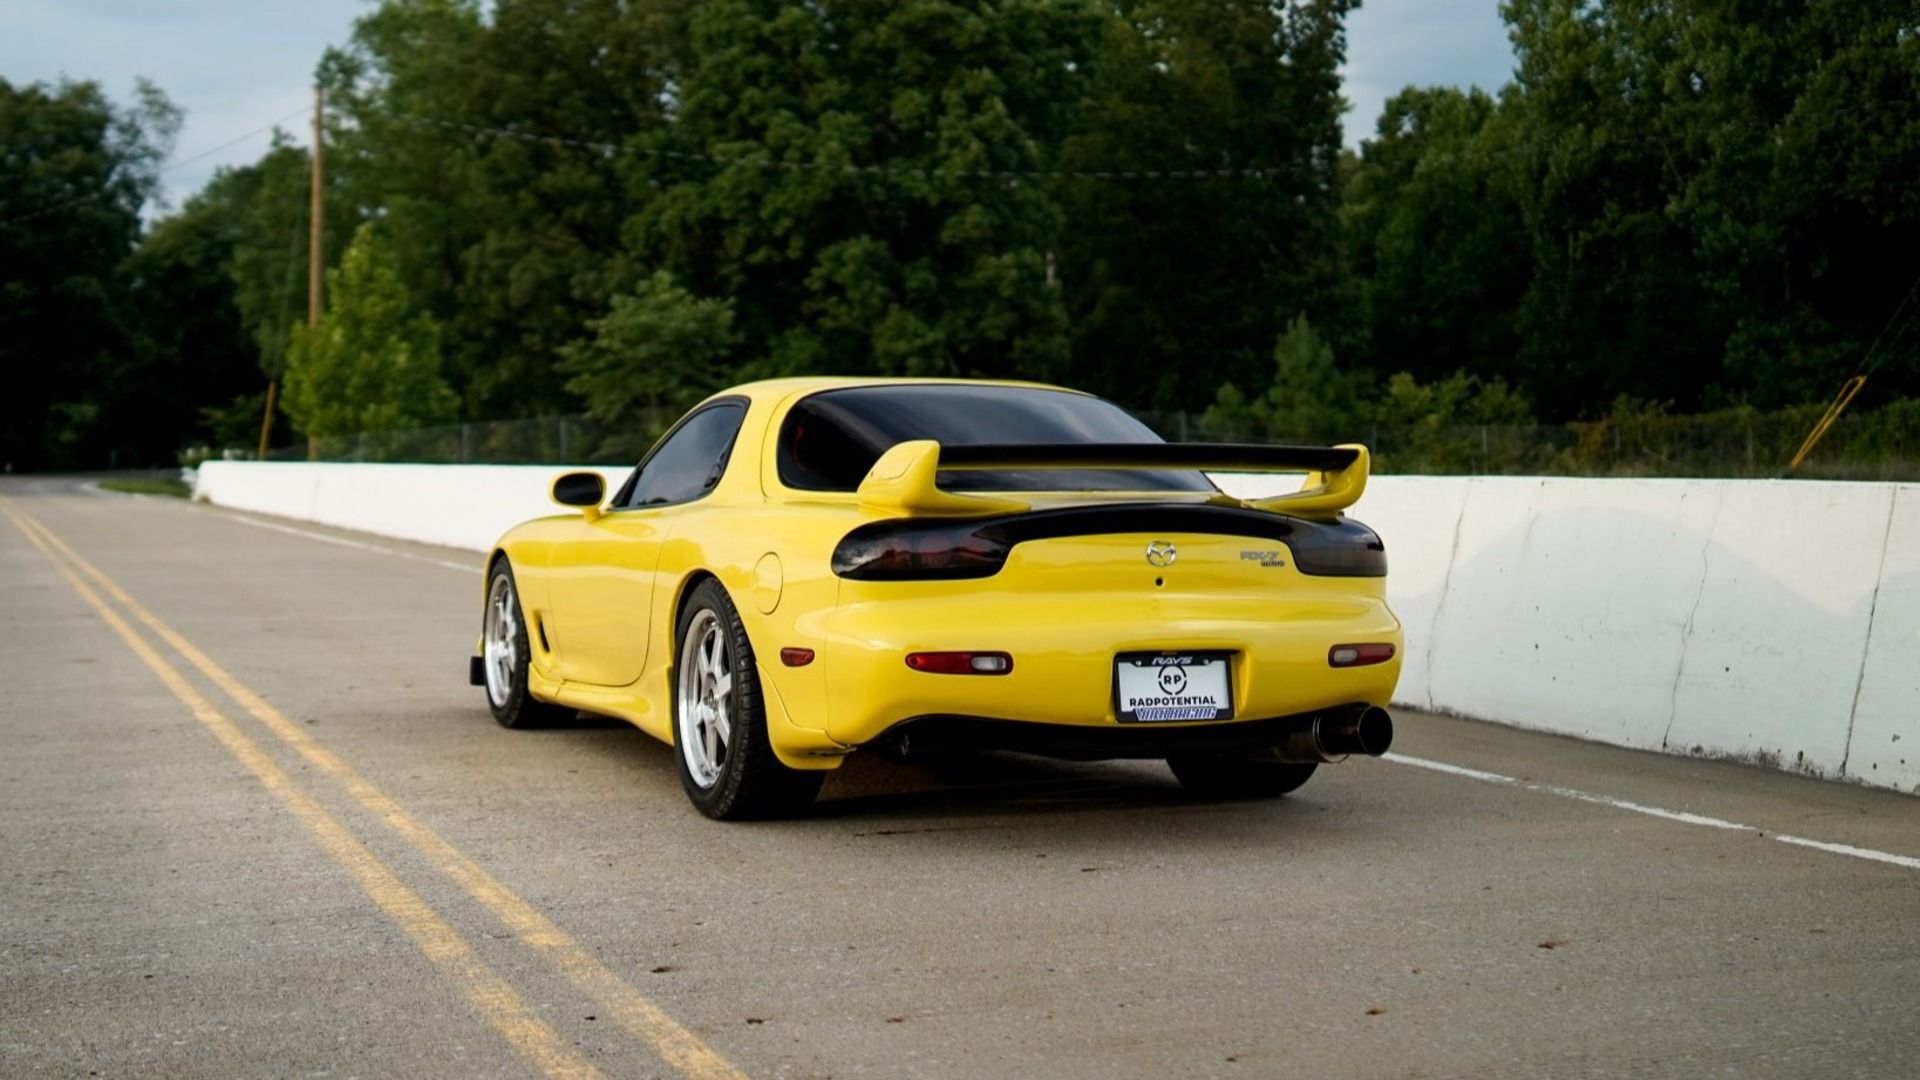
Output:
top-left (1, 502), bottom-right (604, 1080)
top-left (6, 501), bottom-right (748, 1080)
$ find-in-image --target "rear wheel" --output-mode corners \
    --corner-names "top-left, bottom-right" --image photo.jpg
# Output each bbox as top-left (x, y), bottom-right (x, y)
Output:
top-left (482, 560), bottom-right (574, 729)
top-left (674, 579), bottom-right (824, 820)
top-left (1167, 754), bottom-right (1317, 799)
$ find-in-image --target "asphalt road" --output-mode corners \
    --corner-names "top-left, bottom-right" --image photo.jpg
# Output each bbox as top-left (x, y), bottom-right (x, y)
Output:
top-left (3, 476), bottom-right (1917, 1079)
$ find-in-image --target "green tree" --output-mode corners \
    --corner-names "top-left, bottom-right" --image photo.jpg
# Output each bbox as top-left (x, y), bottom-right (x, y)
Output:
top-left (282, 223), bottom-right (459, 441)
top-left (1494, 0), bottom-right (1920, 414)
top-left (319, 0), bottom-right (686, 419)
top-left (1059, 0), bottom-right (1359, 412)
top-left (1344, 87), bottom-right (1530, 387)
top-left (560, 269), bottom-right (738, 458)
top-left (1202, 315), bottom-right (1374, 442)
top-left (118, 174), bottom-right (269, 461)
top-left (632, 0), bottom-right (1102, 383)
top-left (0, 77), bottom-right (177, 469)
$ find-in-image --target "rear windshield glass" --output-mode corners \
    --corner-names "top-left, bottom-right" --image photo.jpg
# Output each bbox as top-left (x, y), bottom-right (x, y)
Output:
top-left (777, 385), bottom-right (1214, 493)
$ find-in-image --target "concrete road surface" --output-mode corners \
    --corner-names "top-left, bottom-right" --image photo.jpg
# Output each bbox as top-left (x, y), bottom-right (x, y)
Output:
top-left (3, 476), bottom-right (1917, 1079)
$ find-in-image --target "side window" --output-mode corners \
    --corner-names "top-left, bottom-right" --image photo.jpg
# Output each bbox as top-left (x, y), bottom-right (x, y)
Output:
top-left (623, 403), bottom-right (748, 508)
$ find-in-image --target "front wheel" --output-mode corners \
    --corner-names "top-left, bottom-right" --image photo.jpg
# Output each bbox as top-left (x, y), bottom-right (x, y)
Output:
top-left (674, 580), bottom-right (823, 820)
top-left (1167, 755), bottom-right (1317, 799)
top-left (482, 560), bottom-right (575, 729)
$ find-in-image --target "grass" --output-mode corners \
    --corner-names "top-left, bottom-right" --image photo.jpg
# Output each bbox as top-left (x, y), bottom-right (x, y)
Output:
top-left (99, 478), bottom-right (192, 498)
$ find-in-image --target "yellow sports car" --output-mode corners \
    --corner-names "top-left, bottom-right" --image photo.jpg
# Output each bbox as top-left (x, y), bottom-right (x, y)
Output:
top-left (472, 377), bottom-right (1401, 818)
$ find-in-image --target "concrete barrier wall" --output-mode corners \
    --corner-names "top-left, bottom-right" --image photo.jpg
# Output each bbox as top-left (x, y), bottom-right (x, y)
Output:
top-left (194, 461), bottom-right (627, 554)
top-left (197, 461), bottom-right (1919, 793)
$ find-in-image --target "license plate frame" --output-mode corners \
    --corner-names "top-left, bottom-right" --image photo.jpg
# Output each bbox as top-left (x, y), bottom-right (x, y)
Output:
top-left (1112, 651), bottom-right (1235, 724)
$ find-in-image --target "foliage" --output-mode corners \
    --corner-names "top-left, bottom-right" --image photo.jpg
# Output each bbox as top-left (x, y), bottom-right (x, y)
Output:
top-left (1343, 86), bottom-right (1529, 389)
top-left (0, 77), bottom-right (177, 469)
top-left (631, 0), bottom-right (1102, 385)
top-left (559, 270), bottom-right (739, 458)
top-left (1201, 315), bottom-right (1373, 442)
top-left (1203, 314), bottom-right (1535, 469)
top-left (99, 477), bottom-right (191, 498)
top-left (14, 0), bottom-right (1920, 474)
top-left (1057, 0), bottom-right (1358, 411)
top-left (118, 164), bottom-right (287, 463)
top-left (282, 223), bottom-right (459, 441)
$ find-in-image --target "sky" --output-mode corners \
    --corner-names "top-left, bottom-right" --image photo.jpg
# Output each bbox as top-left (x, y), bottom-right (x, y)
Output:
top-left (0, 0), bottom-right (1518, 213)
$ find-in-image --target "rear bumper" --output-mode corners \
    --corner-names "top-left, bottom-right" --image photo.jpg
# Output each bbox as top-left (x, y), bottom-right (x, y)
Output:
top-left (872, 703), bottom-right (1385, 762)
top-left (817, 593), bottom-right (1402, 748)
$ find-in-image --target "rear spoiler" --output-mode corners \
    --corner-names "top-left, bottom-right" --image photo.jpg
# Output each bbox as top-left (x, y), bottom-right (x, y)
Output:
top-left (856, 440), bottom-right (1370, 519)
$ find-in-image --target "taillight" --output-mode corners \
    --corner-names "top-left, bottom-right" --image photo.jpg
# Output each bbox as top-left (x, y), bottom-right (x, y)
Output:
top-left (1329, 643), bottom-right (1396, 667)
top-left (1289, 520), bottom-right (1387, 577)
top-left (905, 651), bottom-right (1014, 675)
top-left (832, 522), bottom-right (1012, 580)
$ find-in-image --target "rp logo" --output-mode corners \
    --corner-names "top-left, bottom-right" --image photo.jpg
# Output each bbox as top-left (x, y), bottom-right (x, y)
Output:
top-left (1157, 666), bottom-right (1188, 695)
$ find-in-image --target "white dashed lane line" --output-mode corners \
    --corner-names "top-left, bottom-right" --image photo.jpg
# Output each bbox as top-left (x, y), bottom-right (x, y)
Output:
top-left (1383, 752), bottom-right (1920, 872)
top-left (215, 511), bottom-right (479, 574)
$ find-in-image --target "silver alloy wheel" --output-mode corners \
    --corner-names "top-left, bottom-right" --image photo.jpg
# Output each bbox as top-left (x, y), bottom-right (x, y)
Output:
top-left (676, 609), bottom-right (734, 789)
top-left (483, 573), bottom-right (518, 708)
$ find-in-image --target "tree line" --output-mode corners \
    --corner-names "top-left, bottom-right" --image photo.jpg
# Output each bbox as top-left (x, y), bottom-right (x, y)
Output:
top-left (3, 0), bottom-right (1916, 471)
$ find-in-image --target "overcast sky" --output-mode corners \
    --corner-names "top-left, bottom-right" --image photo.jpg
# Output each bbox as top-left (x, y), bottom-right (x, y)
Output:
top-left (1, 0), bottom-right (1517, 213)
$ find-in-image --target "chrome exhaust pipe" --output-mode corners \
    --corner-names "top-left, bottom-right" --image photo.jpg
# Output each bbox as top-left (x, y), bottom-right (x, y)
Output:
top-left (1273, 706), bottom-right (1394, 763)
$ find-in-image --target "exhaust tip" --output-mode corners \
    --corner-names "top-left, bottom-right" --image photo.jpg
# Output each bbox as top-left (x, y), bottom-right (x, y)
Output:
top-left (1354, 706), bottom-right (1393, 757)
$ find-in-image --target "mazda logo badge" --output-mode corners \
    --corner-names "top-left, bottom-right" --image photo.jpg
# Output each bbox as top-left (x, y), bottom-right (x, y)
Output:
top-left (1145, 540), bottom-right (1177, 567)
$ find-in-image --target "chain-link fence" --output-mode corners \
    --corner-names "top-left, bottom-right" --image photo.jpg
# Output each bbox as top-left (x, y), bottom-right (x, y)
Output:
top-left (1147, 400), bottom-right (1920, 480)
top-left (210, 399), bottom-right (1920, 481)
top-left (249, 412), bottom-right (664, 467)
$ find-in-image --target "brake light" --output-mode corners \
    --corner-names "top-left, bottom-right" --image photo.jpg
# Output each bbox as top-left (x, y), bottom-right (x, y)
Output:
top-left (1288, 520), bottom-right (1388, 577)
top-left (833, 522), bottom-right (1013, 580)
top-left (1329, 643), bottom-right (1396, 667)
top-left (905, 651), bottom-right (1014, 675)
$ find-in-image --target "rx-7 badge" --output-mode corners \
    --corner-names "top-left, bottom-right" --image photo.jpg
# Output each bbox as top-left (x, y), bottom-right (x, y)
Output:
top-left (1240, 549), bottom-right (1286, 568)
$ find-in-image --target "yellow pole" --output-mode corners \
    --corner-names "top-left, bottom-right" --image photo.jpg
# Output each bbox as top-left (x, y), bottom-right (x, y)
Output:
top-left (255, 380), bottom-right (279, 460)
top-left (1787, 375), bottom-right (1867, 472)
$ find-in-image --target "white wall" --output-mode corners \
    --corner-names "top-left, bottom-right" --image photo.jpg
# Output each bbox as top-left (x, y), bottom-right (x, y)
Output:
top-left (198, 461), bottom-right (1919, 793)
top-left (195, 461), bottom-right (625, 554)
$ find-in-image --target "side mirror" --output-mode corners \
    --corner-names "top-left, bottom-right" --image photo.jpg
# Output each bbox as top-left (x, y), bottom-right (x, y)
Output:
top-left (550, 472), bottom-right (606, 521)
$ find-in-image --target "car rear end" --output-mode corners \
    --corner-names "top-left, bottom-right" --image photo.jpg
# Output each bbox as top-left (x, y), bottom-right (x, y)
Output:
top-left (820, 501), bottom-right (1401, 758)
top-left (770, 380), bottom-right (1402, 771)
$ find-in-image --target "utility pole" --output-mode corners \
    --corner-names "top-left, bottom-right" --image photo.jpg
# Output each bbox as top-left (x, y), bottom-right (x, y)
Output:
top-left (257, 85), bottom-right (323, 460)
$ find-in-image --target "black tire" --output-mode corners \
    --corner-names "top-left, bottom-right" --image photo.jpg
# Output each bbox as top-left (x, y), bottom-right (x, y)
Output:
top-left (673, 579), bottom-right (824, 820)
top-left (481, 559), bottom-right (575, 729)
top-left (1166, 754), bottom-right (1317, 799)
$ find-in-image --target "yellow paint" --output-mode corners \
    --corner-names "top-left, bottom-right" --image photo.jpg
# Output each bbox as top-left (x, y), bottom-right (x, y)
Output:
top-left (1, 503), bottom-right (604, 1080)
top-left (751, 552), bottom-right (783, 615)
top-left (1248, 444), bottom-right (1370, 518)
top-left (856, 440), bottom-right (1028, 516)
top-left (485, 377), bottom-right (1400, 770)
top-left (9, 506), bottom-right (748, 1080)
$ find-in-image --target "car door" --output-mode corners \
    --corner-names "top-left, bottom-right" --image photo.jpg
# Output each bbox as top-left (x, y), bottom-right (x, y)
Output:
top-left (543, 400), bottom-right (749, 687)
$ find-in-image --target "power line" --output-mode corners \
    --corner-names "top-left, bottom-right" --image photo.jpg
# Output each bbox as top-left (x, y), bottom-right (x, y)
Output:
top-left (391, 111), bottom-right (1319, 183)
top-left (1, 106), bottom-right (308, 228)
top-left (1857, 273), bottom-right (1920, 377)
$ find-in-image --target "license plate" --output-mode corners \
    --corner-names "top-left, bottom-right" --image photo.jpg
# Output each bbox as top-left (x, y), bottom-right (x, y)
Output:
top-left (1114, 652), bottom-right (1234, 723)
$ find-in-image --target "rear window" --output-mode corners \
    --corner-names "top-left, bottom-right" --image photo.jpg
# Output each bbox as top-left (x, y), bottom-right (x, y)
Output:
top-left (777, 385), bottom-right (1214, 493)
